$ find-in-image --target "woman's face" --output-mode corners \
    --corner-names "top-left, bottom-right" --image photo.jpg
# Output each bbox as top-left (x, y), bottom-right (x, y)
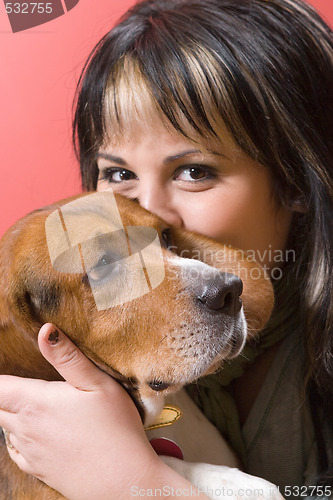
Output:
top-left (96, 120), bottom-right (293, 269)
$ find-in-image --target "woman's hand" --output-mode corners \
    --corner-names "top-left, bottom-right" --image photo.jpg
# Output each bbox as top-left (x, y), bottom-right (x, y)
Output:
top-left (0, 324), bottom-right (201, 500)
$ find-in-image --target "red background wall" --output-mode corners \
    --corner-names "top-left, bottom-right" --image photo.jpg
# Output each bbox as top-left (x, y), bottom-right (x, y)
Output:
top-left (0, 0), bottom-right (332, 236)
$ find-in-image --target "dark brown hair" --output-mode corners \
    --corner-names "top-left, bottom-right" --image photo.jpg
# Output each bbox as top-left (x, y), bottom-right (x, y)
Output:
top-left (73, 0), bottom-right (333, 485)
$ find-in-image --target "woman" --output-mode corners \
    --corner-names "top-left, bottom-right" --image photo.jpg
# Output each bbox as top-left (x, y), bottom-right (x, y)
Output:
top-left (0, 0), bottom-right (332, 498)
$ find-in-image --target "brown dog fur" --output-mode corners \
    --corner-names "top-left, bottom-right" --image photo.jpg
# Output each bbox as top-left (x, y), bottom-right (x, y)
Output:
top-left (0, 193), bottom-right (274, 499)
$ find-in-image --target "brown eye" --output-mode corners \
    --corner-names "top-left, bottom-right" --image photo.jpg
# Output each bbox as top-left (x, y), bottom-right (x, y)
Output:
top-left (99, 167), bottom-right (138, 184)
top-left (117, 170), bottom-right (136, 181)
top-left (88, 255), bottom-right (115, 283)
top-left (188, 167), bottom-right (206, 179)
top-left (174, 165), bottom-right (217, 183)
top-left (147, 380), bottom-right (170, 391)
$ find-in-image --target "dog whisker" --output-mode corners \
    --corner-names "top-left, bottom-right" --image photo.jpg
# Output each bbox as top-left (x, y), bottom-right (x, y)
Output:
top-left (157, 335), bottom-right (168, 347)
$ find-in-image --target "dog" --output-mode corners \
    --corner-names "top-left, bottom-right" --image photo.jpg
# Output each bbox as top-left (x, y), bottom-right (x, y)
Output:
top-left (0, 191), bottom-right (281, 499)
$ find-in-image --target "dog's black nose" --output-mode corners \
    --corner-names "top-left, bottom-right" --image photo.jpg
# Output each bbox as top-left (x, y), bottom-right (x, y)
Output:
top-left (197, 273), bottom-right (243, 316)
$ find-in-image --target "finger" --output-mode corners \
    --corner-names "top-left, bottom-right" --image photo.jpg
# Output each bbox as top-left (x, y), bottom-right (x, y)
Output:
top-left (0, 411), bottom-right (16, 434)
top-left (6, 443), bottom-right (35, 477)
top-left (2, 427), bottom-right (46, 479)
top-left (38, 324), bottom-right (111, 391)
top-left (0, 375), bottom-right (42, 413)
top-left (2, 428), bottom-right (18, 452)
top-left (0, 376), bottom-right (20, 413)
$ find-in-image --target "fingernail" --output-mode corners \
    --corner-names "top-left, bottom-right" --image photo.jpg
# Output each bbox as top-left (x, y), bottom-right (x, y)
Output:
top-left (47, 328), bottom-right (61, 345)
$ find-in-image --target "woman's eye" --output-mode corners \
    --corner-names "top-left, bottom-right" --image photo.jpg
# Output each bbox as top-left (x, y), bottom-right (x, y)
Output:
top-left (99, 168), bottom-right (137, 183)
top-left (175, 165), bottom-right (216, 182)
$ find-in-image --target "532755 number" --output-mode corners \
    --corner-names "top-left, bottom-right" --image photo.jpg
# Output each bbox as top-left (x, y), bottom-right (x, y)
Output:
top-left (5, 3), bottom-right (53, 14)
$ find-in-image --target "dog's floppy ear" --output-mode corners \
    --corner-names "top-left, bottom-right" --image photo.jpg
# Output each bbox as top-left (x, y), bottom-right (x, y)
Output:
top-left (0, 209), bottom-right (57, 333)
top-left (0, 225), bottom-right (18, 330)
top-left (0, 211), bottom-right (64, 379)
top-left (0, 290), bottom-right (11, 330)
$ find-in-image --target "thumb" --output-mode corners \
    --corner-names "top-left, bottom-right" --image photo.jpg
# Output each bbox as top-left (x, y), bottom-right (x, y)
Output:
top-left (38, 323), bottom-right (110, 391)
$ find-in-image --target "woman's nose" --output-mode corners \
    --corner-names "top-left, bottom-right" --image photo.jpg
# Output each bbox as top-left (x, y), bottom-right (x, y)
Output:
top-left (138, 187), bottom-right (183, 227)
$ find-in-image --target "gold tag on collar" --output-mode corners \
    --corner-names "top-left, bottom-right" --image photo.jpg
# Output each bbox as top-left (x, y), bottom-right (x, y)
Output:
top-left (144, 405), bottom-right (182, 431)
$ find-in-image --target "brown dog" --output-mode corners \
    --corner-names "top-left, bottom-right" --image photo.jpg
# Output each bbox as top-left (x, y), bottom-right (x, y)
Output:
top-left (0, 192), bottom-right (274, 499)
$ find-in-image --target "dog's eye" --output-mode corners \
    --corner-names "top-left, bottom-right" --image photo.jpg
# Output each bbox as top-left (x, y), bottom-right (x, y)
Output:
top-left (147, 380), bottom-right (170, 392)
top-left (161, 229), bottom-right (173, 250)
top-left (88, 255), bottom-right (115, 283)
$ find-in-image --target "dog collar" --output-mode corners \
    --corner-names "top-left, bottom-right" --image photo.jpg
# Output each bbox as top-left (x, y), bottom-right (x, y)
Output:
top-left (144, 404), bottom-right (182, 431)
top-left (145, 405), bottom-right (184, 459)
top-left (149, 437), bottom-right (184, 460)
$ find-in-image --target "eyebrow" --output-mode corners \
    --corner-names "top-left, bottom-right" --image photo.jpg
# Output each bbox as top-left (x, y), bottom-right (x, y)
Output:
top-left (96, 148), bottom-right (226, 166)
top-left (96, 153), bottom-right (127, 165)
top-left (164, 149), bottom-right (226, 163)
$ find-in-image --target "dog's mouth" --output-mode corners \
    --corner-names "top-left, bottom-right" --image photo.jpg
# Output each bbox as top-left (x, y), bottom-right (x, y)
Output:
top-left (78, 316), bottom-right (246, 396)
top-left (138, 328), bottom-right (246, 394)
top-left (77, 346), bottom-right (173, 396)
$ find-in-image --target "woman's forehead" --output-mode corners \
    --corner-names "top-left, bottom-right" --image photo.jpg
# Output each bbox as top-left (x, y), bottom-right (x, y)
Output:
top-left (99, 110), bottom-right (244, 165)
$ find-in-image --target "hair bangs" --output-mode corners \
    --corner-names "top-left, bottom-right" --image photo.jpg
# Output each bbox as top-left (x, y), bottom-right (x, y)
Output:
top-left (103, 57), bottom-right (163, 145)
top-left (102, 46), bottom-right (256, 154)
